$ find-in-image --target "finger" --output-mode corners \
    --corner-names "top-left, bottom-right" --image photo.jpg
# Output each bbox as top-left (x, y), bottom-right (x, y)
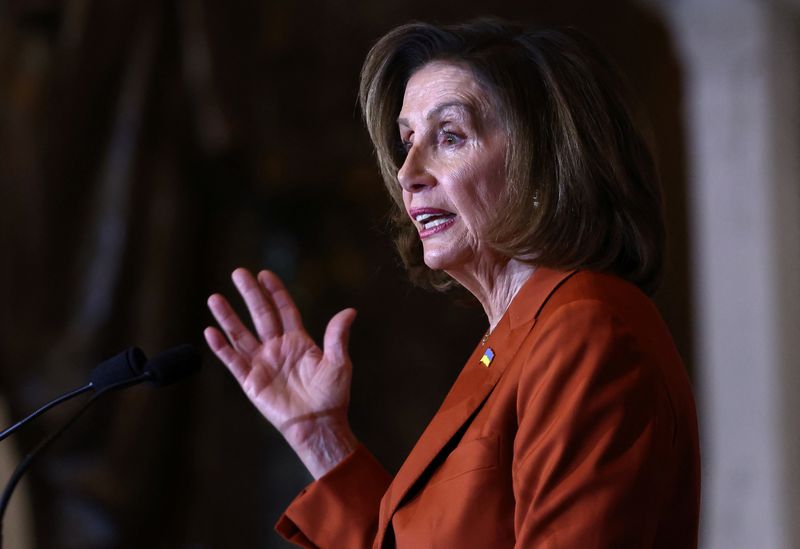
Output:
top-left (207, 293), bottom-right (261, 357)
top-left (204, 326), bottom-right (252, 383)
top-left (323, 308), bottom-right (357, 365)
top-left (232, 268), bottom-right (282, 340)
top-left (257, 270), bottom-right (304, 332)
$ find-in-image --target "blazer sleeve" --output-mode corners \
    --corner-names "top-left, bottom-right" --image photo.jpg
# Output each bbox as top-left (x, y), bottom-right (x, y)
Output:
top-left (275, 444), bottom-right (392, 548)
top-left (512, 300), bottom-right (677, 548)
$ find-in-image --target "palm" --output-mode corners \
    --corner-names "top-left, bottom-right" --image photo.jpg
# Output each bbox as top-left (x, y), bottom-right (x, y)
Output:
top-left (245, 332), bottom-right (349, 429)
top-left (205, 268), bottom-right (356, 438)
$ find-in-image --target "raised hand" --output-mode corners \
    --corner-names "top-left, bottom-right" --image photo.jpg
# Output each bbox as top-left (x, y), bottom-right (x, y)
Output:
top-left (204, 268), bottom-right (358, 478)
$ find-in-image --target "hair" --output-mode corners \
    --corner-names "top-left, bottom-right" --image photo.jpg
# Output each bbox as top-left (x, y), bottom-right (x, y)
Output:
top-left (359, 19), bottom-right (664, 295)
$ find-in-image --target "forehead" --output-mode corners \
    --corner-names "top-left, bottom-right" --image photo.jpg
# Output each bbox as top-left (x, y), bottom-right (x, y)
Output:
top-left (399, 62), bottom-right (489, 120)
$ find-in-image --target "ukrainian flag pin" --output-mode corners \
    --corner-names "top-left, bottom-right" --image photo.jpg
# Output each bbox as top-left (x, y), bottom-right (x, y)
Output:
top-left (480, 348), bottom-right (495, 368)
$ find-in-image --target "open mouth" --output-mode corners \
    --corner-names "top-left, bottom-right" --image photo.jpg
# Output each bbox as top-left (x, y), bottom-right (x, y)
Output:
top-left (415, 211), bottom-right (456, 229)
top-left (411, 209), bottom-right (457, 238)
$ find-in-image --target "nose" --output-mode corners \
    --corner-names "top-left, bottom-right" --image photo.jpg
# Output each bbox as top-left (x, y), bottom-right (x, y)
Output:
top-left (397, 145), bottom-right (436, 193)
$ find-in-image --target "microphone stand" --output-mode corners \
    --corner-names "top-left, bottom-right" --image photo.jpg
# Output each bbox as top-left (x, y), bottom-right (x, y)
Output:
top-left (0, 346), bottom-right (146, 443)
top-left (0, 344), bottom-right (199, 548)
top-left (0, 385), bottom-right (93, 443)
top-left (0, 373), bottom-right (152, 548)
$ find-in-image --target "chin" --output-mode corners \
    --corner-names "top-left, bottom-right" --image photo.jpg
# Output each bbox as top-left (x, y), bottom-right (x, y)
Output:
top-left (422, 247), bottom-right (472, 273)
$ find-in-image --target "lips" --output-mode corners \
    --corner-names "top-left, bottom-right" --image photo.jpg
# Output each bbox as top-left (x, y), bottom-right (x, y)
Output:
top-left (409, 207), bottom-right (457, 238)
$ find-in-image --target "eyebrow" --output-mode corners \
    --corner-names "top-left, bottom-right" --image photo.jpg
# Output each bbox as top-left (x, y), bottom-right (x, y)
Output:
top-left (397, 101), bottom-right (478, 127)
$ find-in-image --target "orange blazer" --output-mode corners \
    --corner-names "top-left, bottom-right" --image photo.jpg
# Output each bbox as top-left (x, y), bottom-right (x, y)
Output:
top-left (276, 269), bottom-right (701, 548)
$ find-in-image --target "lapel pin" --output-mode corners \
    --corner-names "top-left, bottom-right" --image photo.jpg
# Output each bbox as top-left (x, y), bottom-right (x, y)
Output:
top-left (480, 348), bottom-right (495, 368)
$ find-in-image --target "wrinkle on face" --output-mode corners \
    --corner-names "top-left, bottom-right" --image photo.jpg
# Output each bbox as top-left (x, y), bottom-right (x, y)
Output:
top-left (397, 62), bottom-right (507, 271)
top-left (396, 62), bottom-right (534, 327)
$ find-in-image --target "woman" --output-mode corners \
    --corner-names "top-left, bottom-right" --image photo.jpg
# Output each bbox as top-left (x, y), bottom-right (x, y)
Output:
top-left (205, 19), bottom-right (700, 548)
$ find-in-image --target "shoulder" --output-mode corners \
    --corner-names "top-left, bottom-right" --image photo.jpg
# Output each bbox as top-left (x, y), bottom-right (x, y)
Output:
top-left (513, 269), bottom-right (696, 452)
top-left (532, 270), bottom-right (678, 360)
top-left (522, 269), bottom-right (681, 390)
top-left (512, 275), bottom-right (677, 467)
top-left (539, 270), bottom-right (657, 319)
top-left (521, 285), bottom-right (666, 399)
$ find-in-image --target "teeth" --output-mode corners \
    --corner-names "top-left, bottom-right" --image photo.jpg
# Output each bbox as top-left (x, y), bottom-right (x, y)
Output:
top-left (423, 217), bottom-right (453, 230)
top-left (415, 212), bottom-right (438, 222)
top-left (413, 211), bottom-right (455, 230)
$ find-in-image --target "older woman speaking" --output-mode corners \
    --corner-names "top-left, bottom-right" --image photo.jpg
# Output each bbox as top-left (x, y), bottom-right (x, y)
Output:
top-left (205, 19), bottom-right (700, 549)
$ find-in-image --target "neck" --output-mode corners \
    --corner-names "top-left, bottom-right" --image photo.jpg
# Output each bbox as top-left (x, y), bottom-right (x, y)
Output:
top-left (446, 257), bottom-right (536, 331)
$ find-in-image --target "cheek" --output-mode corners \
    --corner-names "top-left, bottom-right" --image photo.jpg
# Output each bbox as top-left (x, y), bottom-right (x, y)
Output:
top-left (448, 163), bottom-right (503, 227)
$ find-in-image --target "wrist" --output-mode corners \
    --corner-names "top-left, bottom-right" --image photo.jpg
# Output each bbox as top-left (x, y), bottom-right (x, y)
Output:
top-left (282, 413), bottom-right (358, 479)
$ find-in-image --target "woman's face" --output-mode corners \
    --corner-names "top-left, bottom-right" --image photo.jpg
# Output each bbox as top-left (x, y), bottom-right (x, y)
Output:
top-left (397, 62), bottom-right (508, 275)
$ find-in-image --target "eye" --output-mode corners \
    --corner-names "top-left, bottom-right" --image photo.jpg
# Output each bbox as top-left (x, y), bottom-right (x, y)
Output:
top-left (395, 138), bottom-right (412, 159)
top-left (438, 129), bottom-right (465, 147)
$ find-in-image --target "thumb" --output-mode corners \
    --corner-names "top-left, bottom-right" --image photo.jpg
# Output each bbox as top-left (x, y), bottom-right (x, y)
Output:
top-left (323, 308), bottom-right (357, 364)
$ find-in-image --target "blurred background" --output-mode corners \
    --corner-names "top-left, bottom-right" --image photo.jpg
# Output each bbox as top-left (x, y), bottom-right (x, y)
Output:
top-left (0, 0), bottom-right (797, 547)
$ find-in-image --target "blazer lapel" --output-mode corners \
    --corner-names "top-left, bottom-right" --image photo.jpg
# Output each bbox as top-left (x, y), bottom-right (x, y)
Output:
top-left (374, 268), bottom-right (578, 547)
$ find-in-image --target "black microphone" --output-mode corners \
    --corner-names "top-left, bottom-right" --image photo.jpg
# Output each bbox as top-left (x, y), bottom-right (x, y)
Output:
top-left (0, 344), bottom-right (201, 545)
top-left (140, 344), bottom-right (201, 387)
top-left (88, 347), bottom-right (148, 390)
top-left (0, 347), bottom-right (148, 443)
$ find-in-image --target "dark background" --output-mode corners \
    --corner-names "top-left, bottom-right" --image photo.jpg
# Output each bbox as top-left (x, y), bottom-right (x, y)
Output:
top-left (0, 1), bottom-right (691, 547)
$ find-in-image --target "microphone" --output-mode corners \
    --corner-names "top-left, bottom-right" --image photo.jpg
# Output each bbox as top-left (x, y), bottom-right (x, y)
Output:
top-left (0, 344), bottom-right (201, 543)
top-left (0, 347), bottom-right (148, 443)
top-left (140, 344), bottom-right (201, 387)
top-left (88, 347), bottom-right (148, 390)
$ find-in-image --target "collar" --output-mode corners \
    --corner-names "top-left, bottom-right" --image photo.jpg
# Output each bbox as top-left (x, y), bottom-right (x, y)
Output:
top-left (507, 267), bottom-right (579, 330)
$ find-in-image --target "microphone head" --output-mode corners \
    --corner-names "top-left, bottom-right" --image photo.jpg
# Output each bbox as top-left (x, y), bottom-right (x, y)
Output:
top-left (143, 344), bottom-right (201, 387)
top-left (89, 347), bottom-right (148, 390)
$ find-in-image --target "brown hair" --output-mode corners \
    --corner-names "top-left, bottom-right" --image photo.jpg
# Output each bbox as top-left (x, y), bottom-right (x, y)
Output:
top-left (359, 19), bottom-right (664, 295)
